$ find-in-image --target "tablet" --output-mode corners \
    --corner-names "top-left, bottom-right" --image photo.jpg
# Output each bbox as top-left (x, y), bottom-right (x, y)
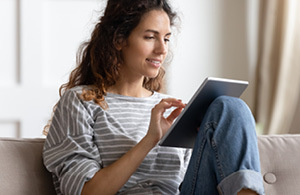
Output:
top-left (158, 77), bottom-right (249, 148)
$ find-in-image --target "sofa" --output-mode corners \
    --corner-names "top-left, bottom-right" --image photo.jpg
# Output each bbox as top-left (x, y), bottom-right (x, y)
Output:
top-left (0, 135), bottom-right (300, 195)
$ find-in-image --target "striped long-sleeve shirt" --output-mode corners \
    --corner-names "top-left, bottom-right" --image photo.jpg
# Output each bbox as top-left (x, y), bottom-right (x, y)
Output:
top-left (43, 86), bottom-right (191, 195)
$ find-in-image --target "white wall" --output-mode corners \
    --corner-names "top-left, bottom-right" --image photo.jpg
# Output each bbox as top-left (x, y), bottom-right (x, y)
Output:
top-left (0, 0), bottom-right (259, 138)
top-left (0, 0), bottom-right (103, 138)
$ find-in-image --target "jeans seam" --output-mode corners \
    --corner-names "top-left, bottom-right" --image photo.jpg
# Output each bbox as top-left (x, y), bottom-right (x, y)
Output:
top-left (210, 122), bottom-right (225, 181)
top-left (189, 131), bottom-right (208, 194)
top-left (211, 137), bottom-right (225, 180)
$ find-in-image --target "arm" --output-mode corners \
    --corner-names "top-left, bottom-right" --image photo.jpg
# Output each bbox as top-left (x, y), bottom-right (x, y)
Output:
top-left (43, 90), bottom-right (102, 195)
top-left (82, 98), bottom-right (185, 195)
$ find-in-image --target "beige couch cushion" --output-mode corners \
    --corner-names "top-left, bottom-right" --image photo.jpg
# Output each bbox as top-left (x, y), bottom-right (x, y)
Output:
top-left (0, 138), bottom-right (55, 195)
top-left (258, 135), bottom-right (300, 195)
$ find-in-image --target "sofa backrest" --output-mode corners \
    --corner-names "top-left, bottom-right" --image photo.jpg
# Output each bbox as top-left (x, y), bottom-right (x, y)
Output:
top-left (1, 135), bottom-right (300, 195)
top-left (0, 138), bottom-right (55, 195)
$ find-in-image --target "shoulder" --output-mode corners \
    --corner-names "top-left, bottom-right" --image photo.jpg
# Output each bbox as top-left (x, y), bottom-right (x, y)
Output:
top-left (61, 86), bottom-right (86, 99)
top-left (57, 86), bottom-right (104, 118)
top-left (45, 86), bottom-right (98, 147)
top-left (56, 86), bottom-right (84, 112)
top-left (58, 86), bottom-right (84, 103)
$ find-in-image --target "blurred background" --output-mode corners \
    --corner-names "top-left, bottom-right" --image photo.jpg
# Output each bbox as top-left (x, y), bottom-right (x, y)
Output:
top-left (0, 0), bottom-right (299, 138)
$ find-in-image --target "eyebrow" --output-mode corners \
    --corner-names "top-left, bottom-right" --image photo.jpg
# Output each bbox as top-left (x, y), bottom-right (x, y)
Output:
top-left (145, 29), bottom-right (172, 36)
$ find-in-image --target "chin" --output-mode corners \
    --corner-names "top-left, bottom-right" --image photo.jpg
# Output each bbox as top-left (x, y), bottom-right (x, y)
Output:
top-left (148, 68), bottom-right (161, 77)
top-left (146, 72), bottom-right (160, 79)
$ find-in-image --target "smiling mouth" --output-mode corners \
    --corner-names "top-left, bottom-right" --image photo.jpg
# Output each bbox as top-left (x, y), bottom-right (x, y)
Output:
top-left (146, 59), bottom-right (161, 67)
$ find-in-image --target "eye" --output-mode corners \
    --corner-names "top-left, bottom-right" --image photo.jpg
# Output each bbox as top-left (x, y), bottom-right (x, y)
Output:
top-left (164, 38), bottom-right (170, 43)
top-left (144, 36), bottom-right (155, 40)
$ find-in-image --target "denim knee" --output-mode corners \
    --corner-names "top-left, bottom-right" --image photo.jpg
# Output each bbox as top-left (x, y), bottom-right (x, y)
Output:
top-left (209, 96), bottom-right (255, 126)
top-left (211, 96), bottom-right (249, 113)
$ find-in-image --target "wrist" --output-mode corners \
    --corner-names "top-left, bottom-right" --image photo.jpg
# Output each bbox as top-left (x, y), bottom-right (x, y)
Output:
top-left (143, 134), bottom-right (159, 149)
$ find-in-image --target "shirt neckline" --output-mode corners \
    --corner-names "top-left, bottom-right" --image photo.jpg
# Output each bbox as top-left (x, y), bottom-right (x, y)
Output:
top-left (106, 91), bottom-right (158, 102)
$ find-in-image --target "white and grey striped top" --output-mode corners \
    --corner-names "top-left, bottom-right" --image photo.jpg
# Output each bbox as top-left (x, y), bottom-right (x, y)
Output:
top-left (43, 86), bottom-right (191, 195)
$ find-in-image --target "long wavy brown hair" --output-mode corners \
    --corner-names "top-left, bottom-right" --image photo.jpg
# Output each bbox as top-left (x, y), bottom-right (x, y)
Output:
top-left (44, 0), bottom-right (177, 134)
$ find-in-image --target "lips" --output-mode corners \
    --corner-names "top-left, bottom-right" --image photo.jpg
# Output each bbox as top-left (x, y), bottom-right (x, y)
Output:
top-left (146, 58), bottom-right (162, 68)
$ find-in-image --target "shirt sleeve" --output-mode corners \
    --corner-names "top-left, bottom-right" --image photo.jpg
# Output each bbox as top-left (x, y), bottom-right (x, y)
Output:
top-left (43, 89), bottom-right (101, 195)
top-left (184, 149), bottom-right (192, 168)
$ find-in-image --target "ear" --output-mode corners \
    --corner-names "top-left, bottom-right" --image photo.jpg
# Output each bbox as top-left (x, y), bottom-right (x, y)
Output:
top-left (114, 38), bottom-right (126, 51)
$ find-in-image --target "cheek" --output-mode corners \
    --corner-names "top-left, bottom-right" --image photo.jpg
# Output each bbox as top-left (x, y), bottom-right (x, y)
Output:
top-left (134, 39), bottom-right (153, 54)
top-left (123, 41), bottom-right (154, 63)
top-left (138, 44), bottom-right (153, 57)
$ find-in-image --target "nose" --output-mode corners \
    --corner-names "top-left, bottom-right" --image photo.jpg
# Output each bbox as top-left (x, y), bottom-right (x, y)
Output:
top-left (154, 39), bottom-right (168, 55)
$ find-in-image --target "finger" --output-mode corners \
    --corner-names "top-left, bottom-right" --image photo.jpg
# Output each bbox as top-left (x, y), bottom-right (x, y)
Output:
top-left (159, 98), bottom-right (182, 104)
top-left (152, 99), bottom-right (185, 120)
top-left (166, 107), bottom-right (184, 123)
top-left (156, 98), bottom-right (185, 110)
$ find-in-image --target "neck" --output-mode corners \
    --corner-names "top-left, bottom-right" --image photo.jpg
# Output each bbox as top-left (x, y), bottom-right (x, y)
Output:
top-left (107, 78), bottom-right (152, 98)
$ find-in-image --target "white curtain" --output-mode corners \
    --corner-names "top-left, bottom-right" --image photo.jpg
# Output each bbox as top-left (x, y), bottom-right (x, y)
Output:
top-left (254, 0), bottom-right (300, 134)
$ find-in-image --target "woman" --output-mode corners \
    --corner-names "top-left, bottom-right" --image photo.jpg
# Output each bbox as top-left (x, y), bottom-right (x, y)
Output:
top-left (43, 0), bottom-right (265, 194)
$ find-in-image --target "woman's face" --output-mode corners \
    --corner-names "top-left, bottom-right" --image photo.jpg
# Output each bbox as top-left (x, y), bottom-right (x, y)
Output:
top-left (120, 9), bottom-right (171, 81)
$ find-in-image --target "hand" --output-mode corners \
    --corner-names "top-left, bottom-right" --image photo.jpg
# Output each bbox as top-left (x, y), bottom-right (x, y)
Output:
top-left (146, 98), bottom-right (186, 144)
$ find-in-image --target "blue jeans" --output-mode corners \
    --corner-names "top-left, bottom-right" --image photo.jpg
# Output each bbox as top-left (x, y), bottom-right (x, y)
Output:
top-left (180, 96), bottom-right (265, 195)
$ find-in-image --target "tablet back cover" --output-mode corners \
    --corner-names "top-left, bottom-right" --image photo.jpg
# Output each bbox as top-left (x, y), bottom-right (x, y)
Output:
top-left (159, 77), bottom-right (248, 148)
